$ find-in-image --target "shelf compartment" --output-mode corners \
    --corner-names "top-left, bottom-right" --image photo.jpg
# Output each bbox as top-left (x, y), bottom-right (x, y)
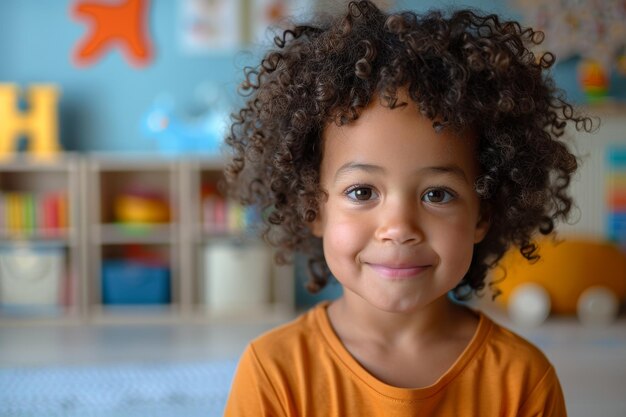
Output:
top-left (95, 170), bottom-right (177, 225)
top-left (0, 168), bottom-right (78, 243)
top-left (0, 245), bottom-right (78, 318)
top-left (0, 154), bottom-right (83, 324)
top-left (94, 244), bottom-right (178, 312)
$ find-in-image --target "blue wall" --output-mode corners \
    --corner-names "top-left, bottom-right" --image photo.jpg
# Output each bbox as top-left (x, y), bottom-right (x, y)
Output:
top-left (0, 0), bottom-right (622, 152)
top-left (0, 0), bottom-right (243, 152)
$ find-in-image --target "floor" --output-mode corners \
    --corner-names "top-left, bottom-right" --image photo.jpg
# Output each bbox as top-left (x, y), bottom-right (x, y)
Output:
top-left (1, 309), bottom-right (625, 417)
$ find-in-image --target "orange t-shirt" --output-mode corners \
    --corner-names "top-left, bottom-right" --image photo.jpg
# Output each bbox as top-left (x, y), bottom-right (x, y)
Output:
top-left (224, 302), bottom-right (566, 416)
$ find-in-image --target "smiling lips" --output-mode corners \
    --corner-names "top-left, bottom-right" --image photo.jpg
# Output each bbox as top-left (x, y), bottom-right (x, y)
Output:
top-left (367, 263), bottom-right (431, 279)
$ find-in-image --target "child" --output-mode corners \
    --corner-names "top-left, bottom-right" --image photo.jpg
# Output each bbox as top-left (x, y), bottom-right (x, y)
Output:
top-left (223, 1), bottom-right (591, 415)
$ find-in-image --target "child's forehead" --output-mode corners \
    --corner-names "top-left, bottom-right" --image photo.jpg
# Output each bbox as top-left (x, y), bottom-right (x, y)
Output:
top-left (322, 96), bottom-right (479, 159)
top-left (323, 91), bottom-right (476, 141)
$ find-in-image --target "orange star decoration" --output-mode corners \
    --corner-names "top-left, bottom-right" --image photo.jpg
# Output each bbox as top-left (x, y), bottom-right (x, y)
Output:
top-left (72, 0), bottom-right (153, 67)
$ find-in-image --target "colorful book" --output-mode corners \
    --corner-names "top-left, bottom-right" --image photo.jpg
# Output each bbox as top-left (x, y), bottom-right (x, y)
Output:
top-left (57, 192), bottom-right (68, 232)
top-left (23, 193), bottom-right (35, 236)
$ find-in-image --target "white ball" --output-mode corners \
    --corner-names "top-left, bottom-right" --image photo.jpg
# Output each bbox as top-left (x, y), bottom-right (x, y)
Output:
top-left (577, 286), bottom-right (619, 326)
top-left (508, 283), bottom-right (551, 327)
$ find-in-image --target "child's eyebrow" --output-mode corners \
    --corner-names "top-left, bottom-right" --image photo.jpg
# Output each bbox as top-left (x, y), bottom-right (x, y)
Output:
top-left (334, 162), bottom-right (384, 182)
top-left (421, 165), bottom-right (469, 183)
top-left (333, 162), bottom-right (469, 183)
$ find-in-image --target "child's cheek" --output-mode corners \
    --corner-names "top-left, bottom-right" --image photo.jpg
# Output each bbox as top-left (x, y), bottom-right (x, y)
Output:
top-left (431, 227), bottom-right (476, 275)
top-left (322, 220), bottom-right (367, 257)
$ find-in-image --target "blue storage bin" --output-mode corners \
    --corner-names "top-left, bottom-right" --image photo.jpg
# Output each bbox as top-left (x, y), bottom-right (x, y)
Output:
top-left (101, 260), bottom-right (171, 305)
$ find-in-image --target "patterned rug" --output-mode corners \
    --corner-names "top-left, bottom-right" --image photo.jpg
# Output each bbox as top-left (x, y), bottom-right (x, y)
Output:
top-left (0, 360), bottom-right (238, 417)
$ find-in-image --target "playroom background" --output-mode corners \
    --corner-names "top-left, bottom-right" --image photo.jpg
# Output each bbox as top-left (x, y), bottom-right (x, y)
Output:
top-left (1, 1), bottom-right (626, 416)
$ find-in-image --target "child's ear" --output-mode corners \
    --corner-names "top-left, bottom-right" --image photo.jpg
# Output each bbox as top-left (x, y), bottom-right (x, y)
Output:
top-left (473, 205), bottom-right (491, 244)
top-left (308, 191), bottom-right (327, 238)
top-left (309, 215), bottom-right (324, 238)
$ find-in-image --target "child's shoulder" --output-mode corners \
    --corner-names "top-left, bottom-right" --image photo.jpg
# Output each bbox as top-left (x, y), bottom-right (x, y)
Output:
top-left (479, 312), bottom-right (553, 370)
top-left (248, 302), bottom-right (330, 357)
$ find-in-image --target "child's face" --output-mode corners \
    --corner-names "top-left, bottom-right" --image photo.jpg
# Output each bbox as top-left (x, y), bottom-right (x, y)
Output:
top-left (311, 96), bottom-right (490, 314)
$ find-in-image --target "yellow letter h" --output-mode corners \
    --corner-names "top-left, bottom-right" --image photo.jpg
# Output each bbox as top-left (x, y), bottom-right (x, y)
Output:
top-left (0, 84), bottom-right (61, 160)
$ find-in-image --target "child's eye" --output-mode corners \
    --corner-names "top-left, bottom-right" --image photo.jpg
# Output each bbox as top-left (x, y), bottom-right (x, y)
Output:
top-left (422, 188), bottom-right (456, 204)
top-left (345, 186), bottom-right (378, 202)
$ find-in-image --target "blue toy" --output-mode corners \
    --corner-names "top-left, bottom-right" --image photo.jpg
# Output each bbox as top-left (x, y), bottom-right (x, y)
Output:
top-left (141, 95), bottom-right (228, 156)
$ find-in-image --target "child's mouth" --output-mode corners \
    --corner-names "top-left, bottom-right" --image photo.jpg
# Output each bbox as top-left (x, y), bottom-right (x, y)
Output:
top-left (366, 263), bottom-right (431, 280)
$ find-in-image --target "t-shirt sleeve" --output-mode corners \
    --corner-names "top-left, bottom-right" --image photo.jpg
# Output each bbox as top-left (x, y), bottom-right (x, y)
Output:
top-left (223, 343), bottom-right (287, 417)
top-left (517, 365), bottom-right (567, 417)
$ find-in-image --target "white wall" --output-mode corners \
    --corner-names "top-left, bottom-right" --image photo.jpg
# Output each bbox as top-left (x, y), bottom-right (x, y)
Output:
top-left (560, 105), bottom-right (626, 239)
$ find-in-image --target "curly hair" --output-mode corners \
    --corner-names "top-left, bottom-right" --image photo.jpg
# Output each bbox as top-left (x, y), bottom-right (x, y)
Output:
top-left (224, 0), bottom-right (593, 299)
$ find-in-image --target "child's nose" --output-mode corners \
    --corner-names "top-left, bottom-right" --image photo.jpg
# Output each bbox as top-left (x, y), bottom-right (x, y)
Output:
top-left (374, 197), bottom-right (424, 245)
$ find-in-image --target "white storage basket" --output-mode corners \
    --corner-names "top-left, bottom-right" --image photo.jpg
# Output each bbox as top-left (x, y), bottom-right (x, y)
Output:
top-left (0, 247), bottom-right (63, 309)
top-left (203, 242), bottom-right (271, 313)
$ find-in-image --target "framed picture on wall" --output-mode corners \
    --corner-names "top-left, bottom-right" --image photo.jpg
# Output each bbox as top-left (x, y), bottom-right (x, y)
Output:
top-left (247, 0), bottom-right (396, 45)
top-left (178, 0), bottom-right (244, 53)
top-left (248, 0), bottom-right (313, 45)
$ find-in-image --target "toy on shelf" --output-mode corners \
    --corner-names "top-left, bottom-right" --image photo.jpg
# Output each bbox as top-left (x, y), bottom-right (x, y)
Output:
top-left (141, 90), bottom-right (228, 156)
top-left (492, 237), bottom-right (626, 327)
top-left (578, 59), bottom-right (610, 103)
top-left (0, 84), bottom-right (62, 160)
top-left (114, 188), bottom-right (170, 225)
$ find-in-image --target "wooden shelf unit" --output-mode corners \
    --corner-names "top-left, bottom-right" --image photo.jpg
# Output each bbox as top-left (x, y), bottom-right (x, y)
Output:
top-left (0, 154), bottom-right (84, 322)
top-left (0, 153), bottom-right (294, 325)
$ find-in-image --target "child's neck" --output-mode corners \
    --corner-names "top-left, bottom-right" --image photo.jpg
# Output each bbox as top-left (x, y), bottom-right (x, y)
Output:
top-left (326, 295), bottom-right (480, 388)
top-left (327, 294), bottom-right (473, 345)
